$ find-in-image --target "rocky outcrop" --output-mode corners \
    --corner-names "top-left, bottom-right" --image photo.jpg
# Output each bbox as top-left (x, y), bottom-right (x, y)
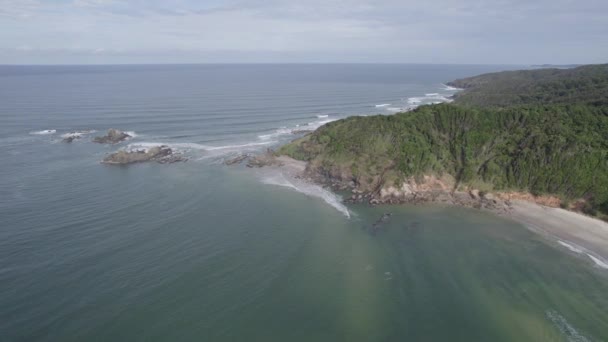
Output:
top-left (246, 149), bottom-right (284, 168)
top-left (310, 170), bottom-right (512, 213)
top-left (93, 129), bottom-right (131, 144)
top-left (62, 135), bottom-right (80, 143)
top-left (102, 146), bottom-right (187, 165)
top-left (61, 130), bottom-right (95, 143)
top-left (224, 154), bottom-right (252, 165)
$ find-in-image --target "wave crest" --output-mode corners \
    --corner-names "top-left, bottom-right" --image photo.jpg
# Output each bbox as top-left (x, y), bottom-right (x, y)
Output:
top-left (30, 130), bottom-right (56, 135)
top-left (261, 171), bottom-right (350, 218)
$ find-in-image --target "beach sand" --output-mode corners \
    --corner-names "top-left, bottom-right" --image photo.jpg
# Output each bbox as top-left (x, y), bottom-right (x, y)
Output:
top-left (507, 201), bottom-right (608, 268)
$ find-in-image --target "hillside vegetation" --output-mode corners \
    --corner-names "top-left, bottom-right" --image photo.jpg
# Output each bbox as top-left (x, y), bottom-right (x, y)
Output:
top-left (279, 64), bottom-right (608, 217)
top-left (447, 64), bottom-right (608, 107)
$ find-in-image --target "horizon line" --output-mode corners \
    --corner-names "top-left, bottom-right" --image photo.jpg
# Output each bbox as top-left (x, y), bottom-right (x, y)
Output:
top-left (0, 62), bottom-right (582, 67)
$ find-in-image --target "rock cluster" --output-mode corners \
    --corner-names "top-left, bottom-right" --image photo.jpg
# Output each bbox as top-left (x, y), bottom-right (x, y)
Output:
top-left (102, 146), bottom-right (187, 165)
top-left (246, 150), bottom-right (283, 168)
top-left (317, 172), bottom-right (513, 214)
top-left (62, 135), bottom-right (80, 143)
top-left (61, 130), bottom-right (95, 143)
top-left (224, 154), bottom-right (252, 165)
top-left (93, 129), bottom-right (131, 144)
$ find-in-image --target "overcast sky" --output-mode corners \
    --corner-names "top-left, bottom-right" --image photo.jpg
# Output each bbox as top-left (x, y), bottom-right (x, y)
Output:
top-left (0, 0), bottom-right (606, 64)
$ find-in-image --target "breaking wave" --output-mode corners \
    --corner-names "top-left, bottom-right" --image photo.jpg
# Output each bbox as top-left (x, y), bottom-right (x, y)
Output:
top-left (261, 172), bottom-right (350, 218)
top-left (587, 254), bottom-right (608, 269)
top-left (124, 140), bottom-right (277, 156)
top-left (545, 310), bottom-right (591, 342)
top-left (557, 240), bottom-right (608, 270)
top-left (257, 116), bottom-right (338, 140)
top-left (557, 240), bottom-right (584, 254)
top-left (375, 104), bottom-right (391, 108)
top-left (30, 130), bottom-right (56, 135)
top-left (60, 130), bottom-right (96, 139)
top-left (258, 128), bottom-right (296, 140)
top-left (441, 83), bottom-right (462, 91)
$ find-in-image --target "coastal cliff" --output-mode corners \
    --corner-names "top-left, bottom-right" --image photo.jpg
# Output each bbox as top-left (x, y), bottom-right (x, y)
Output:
top-left (276, 64), bottom-right (608, 220)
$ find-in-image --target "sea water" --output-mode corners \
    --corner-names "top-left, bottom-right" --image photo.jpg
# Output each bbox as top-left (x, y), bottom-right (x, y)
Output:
top-left (1, 64), bottom-right (607, 341)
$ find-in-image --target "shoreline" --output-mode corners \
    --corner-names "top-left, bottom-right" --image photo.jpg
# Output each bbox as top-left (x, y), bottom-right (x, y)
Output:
top-left (255, 154), bottom-right (608, 268)
top-left (504, 201), bottom-right (608, 268)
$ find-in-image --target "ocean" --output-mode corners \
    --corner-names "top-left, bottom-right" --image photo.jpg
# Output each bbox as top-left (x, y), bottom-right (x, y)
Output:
top-left (1, 64), bottom-right (607, 341)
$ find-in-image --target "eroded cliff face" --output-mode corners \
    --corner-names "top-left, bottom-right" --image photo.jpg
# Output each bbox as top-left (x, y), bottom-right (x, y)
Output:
top-left (303, 162), bottom-right (579, 214)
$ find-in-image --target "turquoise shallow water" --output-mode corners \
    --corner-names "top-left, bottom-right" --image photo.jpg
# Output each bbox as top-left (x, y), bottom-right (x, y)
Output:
top-left (1, 65), bottom-right (607, 341)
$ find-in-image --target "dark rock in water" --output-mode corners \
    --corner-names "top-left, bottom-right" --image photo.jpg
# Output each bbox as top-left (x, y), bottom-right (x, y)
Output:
top-left (369, 212), bottom-right (392, 235)
top-left (224, 154), bottom-right (251, 166)
top-left (102, 145), bottom-right (187, 165)
top-left (62, 135), bottom-right (80, 143)
top-left (93, 129), bottom-right (131, 144)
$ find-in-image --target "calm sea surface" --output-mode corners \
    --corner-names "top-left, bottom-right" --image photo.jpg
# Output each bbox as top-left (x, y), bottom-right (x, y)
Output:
top-left (1, 64), bottom-right (607, 341)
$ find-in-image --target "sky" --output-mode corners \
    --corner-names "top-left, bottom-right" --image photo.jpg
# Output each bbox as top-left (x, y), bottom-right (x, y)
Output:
top-left (0, 0), bottom-right (606, 64)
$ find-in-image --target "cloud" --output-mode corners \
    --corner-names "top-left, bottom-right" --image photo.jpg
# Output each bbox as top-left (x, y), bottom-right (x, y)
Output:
top-left (0, 0), bottom-right (42, 19)
top-left (0, 0), bottom-right (606, 64)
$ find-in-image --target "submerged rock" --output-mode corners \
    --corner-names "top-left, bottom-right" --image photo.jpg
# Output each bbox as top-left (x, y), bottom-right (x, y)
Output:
top-left (62, 135), bottom-right (80, 143)
top-left (102, 146), bottom-right (187, 165)
top-left (224, 154), bottom-right (252, 166)
top-left (93, 129), bottom-right (131, 144)
top-left (369, 212), bottom-right (392, 235)
top-left (62, 130), bottom-right (95, 143)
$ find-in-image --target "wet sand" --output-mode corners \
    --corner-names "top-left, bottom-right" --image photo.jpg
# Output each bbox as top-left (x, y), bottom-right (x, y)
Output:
top-left (507, 201), bottom-right (608, 268)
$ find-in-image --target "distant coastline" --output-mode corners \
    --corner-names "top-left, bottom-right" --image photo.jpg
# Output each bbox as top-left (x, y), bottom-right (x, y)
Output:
top-left (530, 64), bottom-right (582, 69)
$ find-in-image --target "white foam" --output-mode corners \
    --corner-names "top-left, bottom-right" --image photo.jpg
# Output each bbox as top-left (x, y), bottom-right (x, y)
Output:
top-left (306, 117), bottom-right (338, 130)
top-left (261, 172), bottom-right (350, 218)
top-left (557, 240), bottom-right (584, 254)
top-left (386, 107), bottom-right (403, 112)
top-left (404, 93), bottom-right (454, 110)
top-left (30, 129), bottom-right (56, 135)
top-left (257, 117), bottom-right (338, 141)
top-left (60, 130), bottom-right (96, 139)
top-left (441, 83), bottom-right (462, 91)
top-left (587, 254), bottom-right (608, 269)
top-left (375, 104), bottom-right (391, 108)
top-left (258, 127), bottom-right (293, 140)
top-left (124, 131), bottom-right (138, 138)
top-left (546, 310), bottom-right (591, 342)
top-left (204, 141), bottom-right (276, 151)
top-left (125, 140), bottom-right (276, 154)
top-left (557, 240), bottom-right (608, 270)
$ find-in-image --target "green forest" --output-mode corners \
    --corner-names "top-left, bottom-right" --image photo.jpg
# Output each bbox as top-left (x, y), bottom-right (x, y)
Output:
top-left (279, 64), bottom-right (608, 217)
top-left (447, 64), bottom-right (608, 107)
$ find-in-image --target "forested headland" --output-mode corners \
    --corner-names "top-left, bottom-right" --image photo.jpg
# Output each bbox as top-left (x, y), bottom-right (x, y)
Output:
top-left (278, 64), bottom-right (608, 218)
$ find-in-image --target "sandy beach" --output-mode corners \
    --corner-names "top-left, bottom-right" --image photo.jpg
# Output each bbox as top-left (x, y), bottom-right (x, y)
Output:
top-left (506, 201), bottom-right (608, 269)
